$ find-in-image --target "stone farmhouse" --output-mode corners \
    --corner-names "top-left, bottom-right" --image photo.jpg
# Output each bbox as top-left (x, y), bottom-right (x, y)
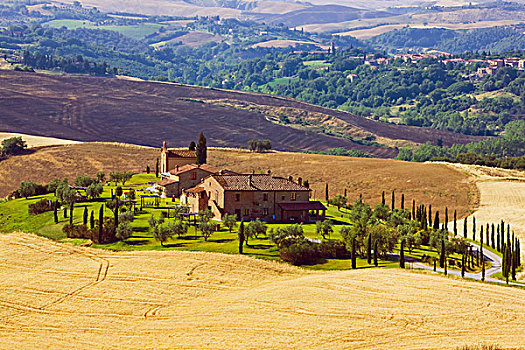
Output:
top-left (181, 174), bottom-right (326, 223)
top-left (157, 164), bottom-right (235, 198)
top-left (160, 141), bottom-right (196, 173)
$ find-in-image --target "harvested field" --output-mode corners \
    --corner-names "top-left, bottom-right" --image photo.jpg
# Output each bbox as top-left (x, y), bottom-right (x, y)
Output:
top-left (209, 149), bottom-right (476, 218)
top-left (444, 163), bottom-right (525, 278)
top-left (1, 232), bottom-right (525, 349)
top-left (0, 132), bottom-right (80, 148)
top-left (0, 70), bottom-right (481, 158)
top-left (0, 143), bottom-right (475, 218)
top-left (0, 143), bottom-right (157, 197)
top-left (252, 39), bottom-right (326, 49)
top-left (173, 31), bottom-right (223, 47)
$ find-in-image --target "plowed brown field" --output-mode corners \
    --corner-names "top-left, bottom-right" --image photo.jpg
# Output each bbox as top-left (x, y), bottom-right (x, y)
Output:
top-left (1, 232), bottom-right (524, 349)
top-left (0, 70), bottom-right (482, 158)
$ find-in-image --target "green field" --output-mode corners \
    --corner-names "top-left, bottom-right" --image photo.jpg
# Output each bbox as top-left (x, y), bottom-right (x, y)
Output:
top-left (43, 20), bottom-right (164, 40)
top-left (303, 60), bottom-right (331, 68)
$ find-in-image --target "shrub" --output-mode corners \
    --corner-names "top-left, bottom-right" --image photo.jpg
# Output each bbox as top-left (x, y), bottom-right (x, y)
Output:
top-left (318, 240), bottom-right (349, 259)
top-left (280, 240), bottom-right (321, 265)
top-left (62, 224), bottom-right (90, 239)
top-left (28, 198), bottom-right (54, 215)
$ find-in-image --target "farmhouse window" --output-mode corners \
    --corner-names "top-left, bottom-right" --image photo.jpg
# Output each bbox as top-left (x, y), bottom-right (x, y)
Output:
top-left (263, 193), bottom-right (268, 201)
top-left (235, 193), bottom-right (240, 201)
top-left (291, 192), bottom-right (297, 201)
top-left (191, 172), bottom-right (197, 180)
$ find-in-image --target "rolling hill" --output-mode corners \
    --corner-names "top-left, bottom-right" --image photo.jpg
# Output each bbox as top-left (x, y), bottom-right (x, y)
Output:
top-left (0, 70), bottom-right (481, 158)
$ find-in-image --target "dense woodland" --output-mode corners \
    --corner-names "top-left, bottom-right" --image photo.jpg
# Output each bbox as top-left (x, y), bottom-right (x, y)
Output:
top-left (1, 0), bottom-right (525, 161)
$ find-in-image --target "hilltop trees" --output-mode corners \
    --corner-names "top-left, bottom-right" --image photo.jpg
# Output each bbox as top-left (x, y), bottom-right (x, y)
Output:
top-left (196, 132), bottom-right (207, 165)
top-left (1, 137), bottom-right (26, 156)
top-left (248, 138), bottom-right (272, 152)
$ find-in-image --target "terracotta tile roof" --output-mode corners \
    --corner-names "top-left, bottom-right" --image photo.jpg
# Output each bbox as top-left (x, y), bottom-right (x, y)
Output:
top-left (184, 185), bottom-right (205, 193)
top-left (211, 174), bottom-right (309, 191)
top-left (169, 163), bottom-right (225, 175)
top-left (278, 201), bottom-right (326, 211)
top-left (157, 179), bottom-right (178, 186)
top-left (165, 149), bottom-right (196, 158)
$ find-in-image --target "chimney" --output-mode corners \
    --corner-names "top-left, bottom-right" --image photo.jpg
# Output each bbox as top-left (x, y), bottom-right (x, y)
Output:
top-left (176, 165), bottom-right (179, 172)
top-left (288, 176), bottom-right (293, 182)
top-left (297, 177), bottom-right (302, 186)
top-left (162, 140), bottom-right (167, 149)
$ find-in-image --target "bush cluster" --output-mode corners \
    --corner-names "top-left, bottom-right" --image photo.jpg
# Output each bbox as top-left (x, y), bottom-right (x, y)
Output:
top-left (28, 198), bottom-right (54, 215)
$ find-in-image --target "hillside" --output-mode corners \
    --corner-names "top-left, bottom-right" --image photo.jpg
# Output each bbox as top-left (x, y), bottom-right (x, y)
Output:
top-left (1, 232), bottom-right (525, 349)
top-left (0, 70), bottom-right (481, 158)
top-left (0, 143), bottom-right (476, 218)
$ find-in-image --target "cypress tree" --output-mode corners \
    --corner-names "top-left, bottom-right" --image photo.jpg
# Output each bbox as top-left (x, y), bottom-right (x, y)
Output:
top-left (463, 217), bottom-right (467, 239)
top-left (381, 191), bottom-right (385, 205)
top-left (83, 207), bottom-right (88, 226)
top-left (146, 165), bottom-right (150, 174)
top-left (444, 257), bottom-right (447, 276)
top-left (69, 203), bottom-right (74, 225)
top-left (351, 238), bottom-right (357, 269)
top-left (433, 211), bottom-right (440, 231)
top-left (114, 198), bottom-right (119, 229)
top-left (428, 204), bottom-right (432, 227)
top-left (433, 258), bottom-right (436, 272)
top-left (238, 221), bottom-right (245, 254)
top-left (453, 210), bottom-right (457, 236)
top-left (497, 226), bottom-right (501, 252)
top-left (511, 248), bottom-right (516, 281)
top-left (399, 239), bottom-right (405, 268)
top-left (53, 201), bottom-right (58, 224)
top-left (367, 232), bottom-right (372, 264)
top-left (196, 132), bottom-right (207, 165)
top-left (344, 188), bottom-right (347, 198)
top-left (155, 158), bottom-right (159, 177)
top-left (401, 194), bottom-right (405, 210)
top-left (481, 256), bottom-right (485, 281)
top-left (325, 183), bottom-right (329, 203)
top-left (412, 199), bottom-right (416, 220)
top-left (440, 239), bottom-right (445, 268)
top-left (64, 206), bottom-right (67, 219)
top-left (374, 240), bottom-right (378, 267)
top-left (90, 210), bottom-right (95, 230)
top-left (98, 205), bottom-right (104, 240)
top-left (486, 224), bottom-right (489, 247)
top-left (461, 254), bottom-right (465, 278)
top-left (491, 223), bottom-right (495, 249)
top-left (391, 190), bottom-right (395, 211)
top-left (444, 208), bottom-right (448, 230)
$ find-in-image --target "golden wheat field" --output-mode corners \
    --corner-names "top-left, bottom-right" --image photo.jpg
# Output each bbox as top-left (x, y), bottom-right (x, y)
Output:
top-left (1, 232), bottom-right (524, 349)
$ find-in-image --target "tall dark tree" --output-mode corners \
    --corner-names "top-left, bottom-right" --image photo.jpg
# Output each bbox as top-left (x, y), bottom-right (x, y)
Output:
top-left (444, 208), bottom-right (448, 230)
top-left (238, 221), bottom-right (245, 254)
top-left (98, 205), bottom-right (104, 240)
top-left (433, 211), bottom-right (440, 231)
top-left (53, 201), bottom-right (58, 224)
top-left (69, 203), bottom-right (74, 225)
top-left (367, 232), bottom-right (372, 264)
top-left (90, 210), bottom-right (95, 229)
top-left (463, 217), bottom-right (468, 239)
top-left (440, 239), bottom-right (445, 268)
top-left (351, 238), bottom-right (356, 269)
top-left (325, 183), bottom-right (329, 203)
top-left (196, 132), bottom-right (207, 165)
top-left (461, 254), bottom-right (466, 278)
top-left (399, 239), bottom-right (405, 268)
top-left (83, 206), bottom-right (88, 226)
top-left (188, 141), bottom-right (196, 151)
top-left (400, 194), bottom-right (405, 210)
top-left (146, 165), bottom-right (150, 174)
top-left (381, 191), bottom-right (385, 205)
top-left (155, 158), bottom-right (159, 177)
top-left (391, 190), bottom-right (395, 210)
top-left (374, 240), bottom-right (378, 267)
top-left (412, 199), bottom-right (416, 219)
top-left (428, 204), bottom-right (432, 227)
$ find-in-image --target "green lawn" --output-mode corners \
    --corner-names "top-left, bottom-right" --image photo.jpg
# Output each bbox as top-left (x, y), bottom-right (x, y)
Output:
top-left (0, 174), bottom-right (453, 271)
top-left (42, 20), bottom-right (164, 40)
top-left (303, 60), bottom-right (331, 68)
